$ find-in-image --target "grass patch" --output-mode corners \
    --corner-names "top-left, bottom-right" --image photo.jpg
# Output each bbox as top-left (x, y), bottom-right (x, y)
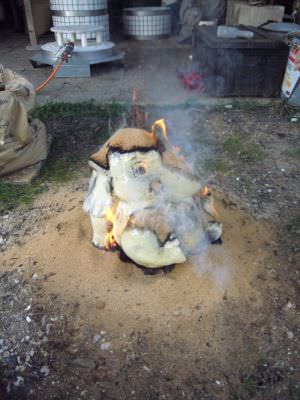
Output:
top-left (241, 374), bottom-right (263, 397)
top-left (0, 182), bottom-right (45, 212)
top-left (1, 101), bottom-right (125, 214)
top-left (224, 134), bottom-right (265, 162)
top-left (286, 147), bottom-right (300, 159)
top-left (289, 381), bottom-right (300, 400)
top-left (0, 161), bottom-right (77, 213)
top-left (202, 158), bottom-right (227, 174)
top-left (31, 100), bottom-right (125, 121)
top-left (241, 361), bottom-right (283, 398)
top-left (286, 216), bottom-right (300, 235)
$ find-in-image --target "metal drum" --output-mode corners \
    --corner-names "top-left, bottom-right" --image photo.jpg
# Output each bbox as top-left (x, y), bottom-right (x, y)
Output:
top-left (50, 0), bottom-right (110, 41)
top-left (123, 7), bottom-right (171, 40)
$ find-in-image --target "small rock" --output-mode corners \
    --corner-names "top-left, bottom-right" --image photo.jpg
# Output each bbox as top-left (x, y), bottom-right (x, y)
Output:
top-left (70, 358), bottom-right (96, 369)
top-left (32, 273), bottom-right (39, 281)
top-left (40, 366), bottom-right (50, 376)
top-left (287, 331), bottom-right (294, 339)
top-left (13, 376), bottom-right (24, 387)
top-left (93, 335), bottom-right (101, 344)
top-left (285, 301), bottom-right (294, 310)
top-left (26, 316), bottom-right (32, 323)
top-left (96, 301), bottom-right (106, 310)
top-left (100, 342), bottom-right (112, 351)
top-left (224, 104), bottom-right (233, 109)
top-left (0, 236), bottom-right (5, 245)
top-left (81, 324), bottom-right (89, 337)
top-left (291, 117), bottom-right (298, 122)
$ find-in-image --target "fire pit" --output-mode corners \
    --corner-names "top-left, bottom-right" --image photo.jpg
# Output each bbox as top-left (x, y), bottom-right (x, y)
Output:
top-left (84, 120), bottom-right (222, 271)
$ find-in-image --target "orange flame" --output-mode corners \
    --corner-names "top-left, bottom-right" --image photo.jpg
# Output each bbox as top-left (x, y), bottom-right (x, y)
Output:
top-left (152, 119), bottom-right (188, 165)
top-left (152, 119), bottom-right (169, 143)
top-left (198, 187), bottom-right (220, 222)
top-left (200, 186), bottom-right (210, 197)
top-left (104, 207), bottom-right (117, 250)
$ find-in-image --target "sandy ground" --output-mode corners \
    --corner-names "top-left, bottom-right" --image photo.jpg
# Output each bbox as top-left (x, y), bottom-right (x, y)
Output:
top-left (1, 187), bottom-right (283, 400)
top-left (0, 106), bottom-right (299, 399)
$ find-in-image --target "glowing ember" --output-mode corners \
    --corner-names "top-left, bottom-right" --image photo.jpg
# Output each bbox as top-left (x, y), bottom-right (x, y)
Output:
top-left (104, 207), bottom-right (117, 250)
top-left (200, 186), bottom-right (210, 197)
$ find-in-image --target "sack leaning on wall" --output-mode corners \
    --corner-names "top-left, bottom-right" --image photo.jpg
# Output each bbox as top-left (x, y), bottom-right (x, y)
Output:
top-left (0, 67), bottom-right (48, 177)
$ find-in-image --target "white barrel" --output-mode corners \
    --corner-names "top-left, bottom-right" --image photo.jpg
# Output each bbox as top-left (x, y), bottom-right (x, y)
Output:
top-left (50, 0), bottom-right (107, 11)
top-left (123, 7), bottom-right (171, 40)
top-left (50, 0), bottom-right (109, 41)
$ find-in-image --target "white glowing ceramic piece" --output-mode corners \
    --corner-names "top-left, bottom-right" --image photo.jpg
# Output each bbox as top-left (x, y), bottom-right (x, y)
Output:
top-left (121, 229), bottom-right (186, 268)
top-left (83, 163), bottom-right (111, 218)
top-left (90, 215), bottom-right (107, 248)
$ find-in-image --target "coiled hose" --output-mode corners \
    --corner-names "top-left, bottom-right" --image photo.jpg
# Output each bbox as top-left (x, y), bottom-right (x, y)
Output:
top-left (34, 42), bottom-right (74, 93)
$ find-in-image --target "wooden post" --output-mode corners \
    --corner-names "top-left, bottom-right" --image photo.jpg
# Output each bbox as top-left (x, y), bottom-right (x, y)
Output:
top-left (23, 0), bottom-right (38, 46)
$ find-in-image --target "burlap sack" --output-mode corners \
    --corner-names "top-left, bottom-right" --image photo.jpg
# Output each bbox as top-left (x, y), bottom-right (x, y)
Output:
top-left (0, 66), bottom-right (48, 176)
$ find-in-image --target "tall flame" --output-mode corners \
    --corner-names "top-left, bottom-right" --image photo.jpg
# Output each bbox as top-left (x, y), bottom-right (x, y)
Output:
top-left (199, 187), bottom-right (220, 222)
top-left (152, 119), bottom-right (169, 143)
top-left (152, 119), bottom-right (187, 163)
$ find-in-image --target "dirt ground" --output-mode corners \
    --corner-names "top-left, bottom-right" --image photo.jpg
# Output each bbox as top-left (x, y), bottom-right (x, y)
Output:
top-left (0, 104), bottom-right (300, 400)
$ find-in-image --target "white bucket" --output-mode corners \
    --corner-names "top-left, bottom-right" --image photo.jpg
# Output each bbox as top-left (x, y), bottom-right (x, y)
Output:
top-left (281, 33), bottom-right (300, 105)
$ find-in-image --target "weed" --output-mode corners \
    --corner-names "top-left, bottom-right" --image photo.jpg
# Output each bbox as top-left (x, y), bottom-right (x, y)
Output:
top-left (224, 134), bottom-right (264, 162)
top-left (202, 158), bottom-right (227, 175)
top-left (286, 147), bottom-right (300, 159)
top-left (286, 216), bottom-right (300, 235)
top-left (241, 362), bottom-right (283, 398)
top-left (224, 136), bottom-right (244, 154)
top-left (0, 182), bottom-right (45, 212)
top-left (241, 374), bottom-right (263, 397)
top-left (289, 381), bottom-right (300, 400)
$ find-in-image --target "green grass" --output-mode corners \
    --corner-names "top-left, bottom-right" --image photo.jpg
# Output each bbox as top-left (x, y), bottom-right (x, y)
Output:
top-left (287, 216), bottom-right (300, 235)
top-left (241, 374), bottom-right (263, 397)
top-left (224, 134), bottom-right (265, 162)
top-left (0, 182), bottom-right (45, 212)
top-left (0, 160), bottom-right (78, 213)
top-left (286, 147), bottom-right (300, 159)
top-left (0, 101), bottom-right (125, 214)
top-left (31, 100), bottom-right (125, 121)
top-left (289, 381), bottom-right (300, 400)
top-left (202, 158), bottom-right (227, 174)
